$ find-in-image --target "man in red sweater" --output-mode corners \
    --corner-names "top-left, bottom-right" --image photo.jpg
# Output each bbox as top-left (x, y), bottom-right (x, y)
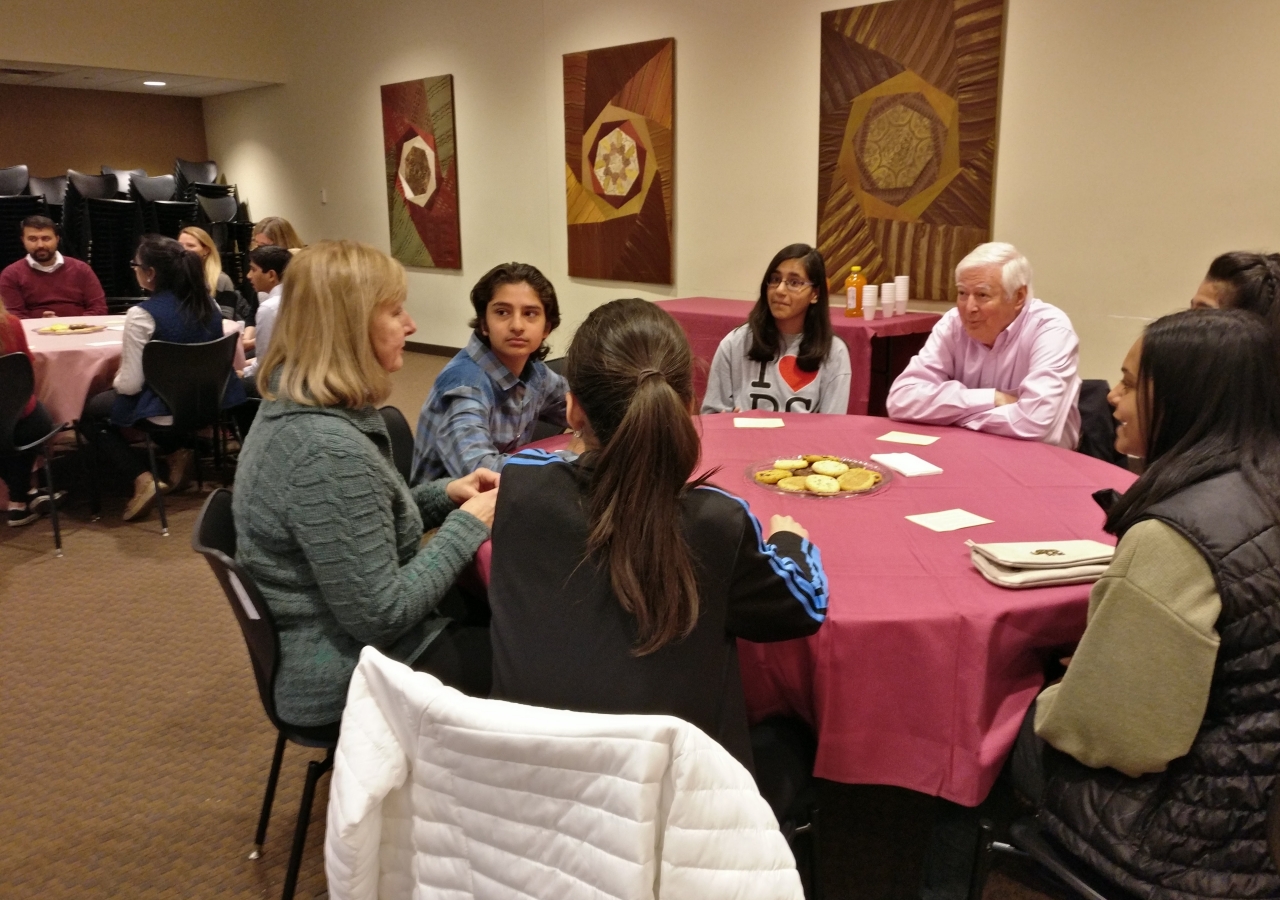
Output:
top-left (0, 216), bottom-right (106, 318)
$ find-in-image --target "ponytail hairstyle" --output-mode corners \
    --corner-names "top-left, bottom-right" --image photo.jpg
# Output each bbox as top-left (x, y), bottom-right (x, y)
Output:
top-left (565, 298), bottom-right (704, 655)
top-left (747, 243), bottom-right (833, 372)
top-left (1204, 250), bottom-right (1280, 334)
top-left (134, 234), bottom-right (215, 328)
top-left (1105, 308), bottom-right (1280, 535)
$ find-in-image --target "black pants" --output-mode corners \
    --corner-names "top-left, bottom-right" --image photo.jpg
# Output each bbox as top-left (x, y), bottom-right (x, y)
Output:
top-left (2, 401), bottom-right (54, 501)
top-left (81, 390), bottom-right (182, 482)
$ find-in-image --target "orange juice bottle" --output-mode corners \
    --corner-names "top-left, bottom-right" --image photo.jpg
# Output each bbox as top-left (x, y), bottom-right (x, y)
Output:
top-left (844, 266), bottom-right (866, 317)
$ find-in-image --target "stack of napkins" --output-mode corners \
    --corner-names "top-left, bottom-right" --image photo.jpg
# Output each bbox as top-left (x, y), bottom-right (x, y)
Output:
top-left (869, 452), bottom-right (942, 477)
top-left (966, 539), bottom-right (1115, 589)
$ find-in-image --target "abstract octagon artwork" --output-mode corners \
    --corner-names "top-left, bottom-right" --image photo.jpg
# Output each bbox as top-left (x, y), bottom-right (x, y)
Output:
top-left (381, 74), bottom-right (461, 269)
top-left (564, 38), bottom-right (674, 284)
top-left (818, 0), bottom-right (1005, 301)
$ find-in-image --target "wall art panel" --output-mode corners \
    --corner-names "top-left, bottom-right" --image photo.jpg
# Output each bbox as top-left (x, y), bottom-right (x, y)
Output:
top-left (564, 38), bottom-right (674, 284)
top-left (381, 74), bottom-right (461, 269)
top-left (818, 0), bottom-right (1004, 301)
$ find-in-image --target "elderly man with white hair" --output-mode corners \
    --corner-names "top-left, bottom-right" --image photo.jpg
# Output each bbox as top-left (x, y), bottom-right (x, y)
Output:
top-left (886, 242), bottom-right (1081, 448)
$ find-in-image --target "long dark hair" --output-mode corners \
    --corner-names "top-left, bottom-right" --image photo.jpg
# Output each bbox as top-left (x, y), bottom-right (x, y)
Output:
top-left (1106, 309), bottom-right (1280, 535)
top-left (747, 243), bottom-right (833, 373)
top-left (565, 298), bottom-right (703, 655)
top-left (1205, 251), bottom-right (1280, 331)
top-left (136, 234), bottom-right (215, 327)
top-left (467, 262), bottom-right (561, 362)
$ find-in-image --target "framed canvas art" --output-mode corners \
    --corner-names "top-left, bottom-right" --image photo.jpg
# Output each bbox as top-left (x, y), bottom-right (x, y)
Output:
top-left (381, 74), bottom-right (461, 269)
top-left (564, 38), bottom-right (674, 284)
top-left (818, 0), bottom-right (1005, 301)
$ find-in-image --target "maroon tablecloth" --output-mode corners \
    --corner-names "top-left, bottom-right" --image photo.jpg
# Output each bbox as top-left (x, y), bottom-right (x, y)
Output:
top-left (654, 297), bottom-right (941, 415)
top-left (478, 412), bottom-right (1135, 806)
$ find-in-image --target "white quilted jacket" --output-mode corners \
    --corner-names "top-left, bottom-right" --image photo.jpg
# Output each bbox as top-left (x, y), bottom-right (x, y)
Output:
top-left (325, 646), bottom-right (804, 900)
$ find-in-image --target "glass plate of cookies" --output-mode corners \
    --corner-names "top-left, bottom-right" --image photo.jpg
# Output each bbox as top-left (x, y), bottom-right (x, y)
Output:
top-left (748, 455), bottom-right (893, 498)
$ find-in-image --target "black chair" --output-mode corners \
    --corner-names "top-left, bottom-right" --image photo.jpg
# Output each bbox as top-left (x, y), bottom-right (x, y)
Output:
top-left (84, 198), bottom-right (144, 297)
top-left (139, 333), bottom-right (239, 536)
top-left (192, 488), bottom-right (339, 900)
top-left (0, 164), bottom-right (30, 195)
top-left (197, 194), bottom-right (239, 224)
top-left (750, 717), bottom-right (822, 899)
top-left (0, 195), bottom-right (47, 270)
top-left (971, 816), bottom-right (1136, 900)
top-left (62, 171), bottom-right (119, 259)
top-left (1076, 380), bottom-right (1125, 467)
top-left (378, 405), bottom-right (414, 483)
top-left (28, 175), bottom-right (67, 223)
top-left (175, 158), bottom-right (219, 187)
top-left (130, 174), bottom-right (177, 203)
top-left (104, 297), bottom-right (143, 315)
top-left (0, 353), bottom-right (64, 555)
top-left (101, 166), bottom-right (147, 198)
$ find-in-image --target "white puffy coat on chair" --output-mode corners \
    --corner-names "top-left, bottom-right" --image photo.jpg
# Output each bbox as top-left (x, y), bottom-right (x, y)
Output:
top-left (325, 646), bottom-right (804, 900)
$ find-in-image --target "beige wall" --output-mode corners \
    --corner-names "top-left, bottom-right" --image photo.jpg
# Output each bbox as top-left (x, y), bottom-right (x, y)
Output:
top-left (0, 85), bottom-right (207, 178)
top-left (203, 0), bottom-right (1280, 378)
top-left (0, 0), bottom-right (284, 82)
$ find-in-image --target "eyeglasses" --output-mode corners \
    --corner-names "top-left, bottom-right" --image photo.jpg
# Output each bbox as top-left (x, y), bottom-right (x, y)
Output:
top-left (129, 261), bottom-right (142, 268)
top-left (767, 274), bottom-right (814, 293)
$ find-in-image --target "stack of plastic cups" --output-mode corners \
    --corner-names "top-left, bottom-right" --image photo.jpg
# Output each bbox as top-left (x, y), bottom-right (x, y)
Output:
top-left (894, 275), bottom-right (910, 315)
top-left (880, 282), bottom-right (896, 317)
top-left (863, 283), bottom-right (879, 319)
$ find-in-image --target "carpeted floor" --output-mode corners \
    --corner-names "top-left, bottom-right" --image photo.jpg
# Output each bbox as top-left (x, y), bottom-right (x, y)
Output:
top-left (0, 350), bottom-right (1061, 899)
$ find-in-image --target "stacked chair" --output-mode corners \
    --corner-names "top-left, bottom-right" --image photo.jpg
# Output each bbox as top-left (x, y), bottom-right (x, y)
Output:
top-left (28, 175), bottom-right (68, 224)
top-left (0, 195), bottom-right (47, 270)
top-left (174, 158), bottom-right (220, 201)
top-left (130, 174), bottom-right (196, 239)
top-left (61, 170), bottom-right (119, 260)
top-left (0, 164), bottom-right (30, 195)
top-left (83, 197), bottom-right (145, 297)
top-left (101, 166), bottom-right (147, 198)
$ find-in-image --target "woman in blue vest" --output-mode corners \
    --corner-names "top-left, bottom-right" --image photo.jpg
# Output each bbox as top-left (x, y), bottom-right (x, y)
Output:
top-left (81, 235), bottom-right (246, 521)
top-left (1012, 308), bottom-right (1280, 898)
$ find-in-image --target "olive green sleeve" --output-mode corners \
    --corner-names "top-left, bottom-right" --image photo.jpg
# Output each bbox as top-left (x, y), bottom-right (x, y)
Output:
top-left (1034, 519), bottom-right (1221, 777)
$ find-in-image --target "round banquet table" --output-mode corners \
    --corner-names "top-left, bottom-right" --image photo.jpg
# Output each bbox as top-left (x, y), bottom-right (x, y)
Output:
top-left (22, 314), bottom-right (248, 426)
top-left (477, 412), bottom-right (1137, 806)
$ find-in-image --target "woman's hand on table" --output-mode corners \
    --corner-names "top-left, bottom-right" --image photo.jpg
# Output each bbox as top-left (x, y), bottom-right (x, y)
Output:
top-left (768, 515), bottom-right (809, 541)
top-left (458, 489), bottom-right (498, 527)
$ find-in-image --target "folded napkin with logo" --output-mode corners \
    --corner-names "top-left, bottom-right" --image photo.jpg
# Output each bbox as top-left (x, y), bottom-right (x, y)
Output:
top-left (965, 539), bottom-right (1115, 589)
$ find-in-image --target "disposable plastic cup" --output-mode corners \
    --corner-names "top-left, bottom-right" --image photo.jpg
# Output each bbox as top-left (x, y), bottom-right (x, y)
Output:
top-left (863, 299), bottom-right (877, 320)
top-left (894, 275), bottom-right (910, 306)
top-left (895, 294), bottom-right (908, 315)
top-left (880, 283), bottom-right (896, 317)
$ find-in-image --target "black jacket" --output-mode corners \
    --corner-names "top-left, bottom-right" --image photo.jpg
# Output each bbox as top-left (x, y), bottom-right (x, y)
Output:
top-left (488, 449), bottom-right (828, 769)
top-left (1041, 471), bottom-right (1280, 899)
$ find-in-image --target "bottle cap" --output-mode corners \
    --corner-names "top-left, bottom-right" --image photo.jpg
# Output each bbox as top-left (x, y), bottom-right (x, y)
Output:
top-left (850, 266), bottom-right (861, 272)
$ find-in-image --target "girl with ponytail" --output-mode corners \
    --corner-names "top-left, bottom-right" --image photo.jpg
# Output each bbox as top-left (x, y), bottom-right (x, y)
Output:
top-left (1192, 250), bottom-right (1280, 334)
top-left (487, 297), bottom-right (828, 768)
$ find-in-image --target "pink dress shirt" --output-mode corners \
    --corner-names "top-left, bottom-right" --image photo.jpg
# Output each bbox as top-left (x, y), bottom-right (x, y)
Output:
top-left (886, 298), bottom-right (1082, 448)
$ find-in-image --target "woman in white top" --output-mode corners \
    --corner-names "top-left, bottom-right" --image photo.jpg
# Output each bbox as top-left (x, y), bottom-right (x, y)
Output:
top-left (702, 243), bottom-right (851, 414)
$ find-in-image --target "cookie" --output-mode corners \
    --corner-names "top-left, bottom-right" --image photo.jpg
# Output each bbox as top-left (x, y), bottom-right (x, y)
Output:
top-left (805, 474), bottom-right (841, 495)
top-left (803, 454), bottom-right (838, 464)
top-left (774, 459), bottom-right (807, 470)
top-left (838, 467), bottom-right (880, 492)
top-left (778, 476), bottom-right (810, 493)
top-left (811, 459), bottom-right (850, 477)
top-left (754, 468), bottom-right (791, 485)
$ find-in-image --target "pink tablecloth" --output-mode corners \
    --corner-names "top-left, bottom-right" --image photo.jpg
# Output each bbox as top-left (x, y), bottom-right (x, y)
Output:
top-left (23, 315), bottom-right (248, 425)
top-left (654, 297), bottom-right (941, 415)
top-left (478, 413), bottom-right (1135, 806)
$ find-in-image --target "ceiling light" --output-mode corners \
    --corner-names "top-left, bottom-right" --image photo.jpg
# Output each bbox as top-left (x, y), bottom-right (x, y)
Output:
top-left (143, 80), bottom-right (166, 87)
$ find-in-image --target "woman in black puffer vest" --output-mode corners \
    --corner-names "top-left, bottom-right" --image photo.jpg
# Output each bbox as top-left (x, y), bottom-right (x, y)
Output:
top-left (1017, 309), bottom-right (1280, 900)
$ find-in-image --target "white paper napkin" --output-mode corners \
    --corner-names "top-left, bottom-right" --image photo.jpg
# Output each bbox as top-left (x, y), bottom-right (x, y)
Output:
top-left (734, 417), bottom-right (785, 428)
top-left (906, 509), bottom-right (994, 532)
top-left (877, 431), bottom-right (939, 446)
top-left (870, 452), bottom-right (943, 476)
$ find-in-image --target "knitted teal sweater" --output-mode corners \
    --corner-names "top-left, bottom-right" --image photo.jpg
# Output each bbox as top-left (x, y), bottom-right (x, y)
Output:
top-left (233, 396), bottom-right (490, 726)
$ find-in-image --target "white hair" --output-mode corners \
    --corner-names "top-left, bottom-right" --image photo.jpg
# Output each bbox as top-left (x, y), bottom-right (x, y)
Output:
top-left (956, 242), bottom-right (1033, 301)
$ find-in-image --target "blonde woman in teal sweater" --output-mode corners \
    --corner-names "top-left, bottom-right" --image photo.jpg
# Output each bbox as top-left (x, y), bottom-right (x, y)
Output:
top-left (233, 241), bottom-right (498, 727)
